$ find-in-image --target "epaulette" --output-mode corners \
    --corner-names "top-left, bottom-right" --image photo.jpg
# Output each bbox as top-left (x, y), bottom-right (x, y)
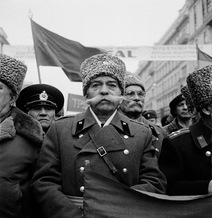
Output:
top-left (168, 128), bottom-right (190, 139)
top-left (56, 114), bottom-right (75, 121)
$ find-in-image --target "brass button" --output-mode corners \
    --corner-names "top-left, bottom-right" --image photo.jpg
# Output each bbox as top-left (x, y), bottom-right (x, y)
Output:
top-left (122, 168), bottom-right (128, 174)
top-left (124, 135), bottom-right (129, 139)
top-left (80, 186), bottom-right (84, 192)
top-left (79, 167), bottom-right (84, 173)
top-left (78, 134), bottom-right (83, 138)
top-left (206, 151), bottom-right (211, 157)
top-left (155, 148), bottom-right (159, 153)
top-left (123, 149), bottom-right (129, 155)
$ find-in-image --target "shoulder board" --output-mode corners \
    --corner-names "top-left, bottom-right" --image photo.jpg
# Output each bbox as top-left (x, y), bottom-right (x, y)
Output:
top-left (56, 114), bottom-right (75, 121)
top-left (168, 128), bottom-right (190, 139)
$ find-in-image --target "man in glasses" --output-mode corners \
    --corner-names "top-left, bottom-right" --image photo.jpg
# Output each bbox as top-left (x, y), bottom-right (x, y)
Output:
top-left (119, 72), bottom-right (167, 158)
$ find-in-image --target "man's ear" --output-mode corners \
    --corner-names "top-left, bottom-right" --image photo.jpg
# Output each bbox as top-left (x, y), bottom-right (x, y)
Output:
top-left (10, 94), bottom-right (17, 106)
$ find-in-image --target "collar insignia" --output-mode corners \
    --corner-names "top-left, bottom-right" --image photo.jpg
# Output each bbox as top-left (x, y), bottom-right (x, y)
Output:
top-left (39, 91), bottom-right (48, 101)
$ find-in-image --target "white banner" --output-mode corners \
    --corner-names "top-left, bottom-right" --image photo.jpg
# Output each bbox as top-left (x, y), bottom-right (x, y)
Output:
top-left (3, 44), bottom-right (212, 61)
top-left (102, 45), bottom-right (199, 61)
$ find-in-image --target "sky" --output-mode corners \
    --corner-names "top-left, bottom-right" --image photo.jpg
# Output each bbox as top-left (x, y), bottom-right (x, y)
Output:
top-left (0, 0), bottom-right (186, 113)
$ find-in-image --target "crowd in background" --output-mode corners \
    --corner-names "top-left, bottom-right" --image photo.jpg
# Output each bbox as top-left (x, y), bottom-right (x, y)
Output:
top-left (1, 52), bottom-right (212, 217)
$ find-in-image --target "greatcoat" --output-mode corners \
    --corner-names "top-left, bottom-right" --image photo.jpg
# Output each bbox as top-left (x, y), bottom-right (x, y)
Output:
top-left (31, 109), bottom-right (166, 218)
top-left (0, 107), bottom-right (43, 218)
top-left (159, 118), bottom-right (212, 195)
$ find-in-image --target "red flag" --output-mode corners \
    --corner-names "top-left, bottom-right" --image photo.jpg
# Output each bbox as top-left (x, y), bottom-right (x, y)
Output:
top-left (83, 170), bottom-right (212, 218)
top-left (30, 19), bottom-right (103, 82)
top-left (197, 46), bottom-right (212, 62)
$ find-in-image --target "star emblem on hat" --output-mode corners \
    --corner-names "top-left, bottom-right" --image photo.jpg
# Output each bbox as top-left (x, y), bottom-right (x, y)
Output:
top-left (39, 90), bottom-right (48, 101)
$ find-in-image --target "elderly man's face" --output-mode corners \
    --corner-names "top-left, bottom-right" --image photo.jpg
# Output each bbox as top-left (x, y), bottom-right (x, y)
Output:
top-left (28, 105), bottom-right (56, 132)
top-left (120, 85), bottom-right (145, 115)
top-left (86, 76), bottom-right (122, 115)
top-left (0, 81), bottom-right (14, 120)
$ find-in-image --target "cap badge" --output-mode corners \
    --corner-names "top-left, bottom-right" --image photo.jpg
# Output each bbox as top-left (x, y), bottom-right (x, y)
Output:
top-left (39, 90), bottom-right (48, 101)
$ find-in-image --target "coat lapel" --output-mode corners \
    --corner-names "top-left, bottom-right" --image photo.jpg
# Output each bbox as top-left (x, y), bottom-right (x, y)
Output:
top-left (110, 112), bottom-right (134, 137)
top-left (73, 111), bottom-right (132, 153)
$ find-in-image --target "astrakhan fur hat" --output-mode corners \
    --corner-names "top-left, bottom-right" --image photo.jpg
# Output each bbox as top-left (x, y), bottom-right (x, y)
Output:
top-left (187, 65), bottom-right (212, 111)
top-left (124, 71), bottom-right (145, 92)
top-left (80, 53), bottom-right (126, 96)
top-left (0, 54), bottom-right (27, 96)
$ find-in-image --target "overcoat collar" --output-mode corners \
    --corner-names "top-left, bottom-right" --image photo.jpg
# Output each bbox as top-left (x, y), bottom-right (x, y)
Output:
top-left (72, 109), bottom-right (134, 136)
top-left (0, 106), bottom-right (43, 144)
top-left (190, 118), bottom-right (212, 149)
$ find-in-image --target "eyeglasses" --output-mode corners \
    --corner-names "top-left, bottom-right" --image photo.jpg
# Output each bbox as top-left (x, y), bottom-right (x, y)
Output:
top-left (125, 90), bottom-right (146, 99)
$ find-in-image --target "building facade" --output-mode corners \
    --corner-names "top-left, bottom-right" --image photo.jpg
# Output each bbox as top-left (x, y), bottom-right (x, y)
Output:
top-left (136, 0), bottom-right (212, 122)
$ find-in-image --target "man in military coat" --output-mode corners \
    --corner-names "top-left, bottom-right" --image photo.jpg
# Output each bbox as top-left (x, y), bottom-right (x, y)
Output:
top-left (31, 53), bottom-right (166, 218)
top-left (159, 65), bottom-right (212, 196)
top-left (119, 71), bottom-right (167, 158)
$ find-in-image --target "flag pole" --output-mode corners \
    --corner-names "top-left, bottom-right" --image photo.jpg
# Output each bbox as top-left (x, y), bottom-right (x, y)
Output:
top-left (196, 43), bottom-right (200, 70)
top-left (28, 10), bottom-right (42, 84)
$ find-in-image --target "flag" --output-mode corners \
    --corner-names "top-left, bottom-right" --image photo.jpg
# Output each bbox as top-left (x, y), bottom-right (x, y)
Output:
top-left (30, 19), bottom-right (103, 82)
top-left (197, 46), bottom-right (212, 62)
top-left (83, 170), bottom-right (212, 218)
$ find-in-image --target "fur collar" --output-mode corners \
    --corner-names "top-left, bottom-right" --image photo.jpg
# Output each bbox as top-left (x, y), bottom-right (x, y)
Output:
top-left (0, 106), bottom-right (44, 144)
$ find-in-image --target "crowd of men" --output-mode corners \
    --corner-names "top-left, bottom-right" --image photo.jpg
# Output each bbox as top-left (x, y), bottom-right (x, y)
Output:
top-left (0, 52), bottom-right (212, 217)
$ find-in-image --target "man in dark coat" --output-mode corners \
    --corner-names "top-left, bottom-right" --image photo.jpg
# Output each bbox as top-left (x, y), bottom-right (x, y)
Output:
top-left (0, 54), bottom-right (43, 217)
top-left (119, 71), bottom-right (167, 158)
top-left (163, 93), bottom-right (192, 135)
top-left (31, 53), bottom-right (166, 218)
top-left (16, 83), bottom-right (64, 133)
top-left (159, 65), bottom-right (212, 196)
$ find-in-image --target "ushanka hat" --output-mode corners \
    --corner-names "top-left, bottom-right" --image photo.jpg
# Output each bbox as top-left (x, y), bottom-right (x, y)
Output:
top-left (16, 84), bottom-right (64, 113)
top-left (169, 94), bottom-right (185, 117)
top-left (125, 71), bottom-right (145, 92)
top-left (0, 54), bottom-right (27, 96)
top-left (187, 65), bottom-right (212, 112)
top-left (180, 85), bottom-right (194, 113)
top-left (80, 53), bottom-right (126, 96)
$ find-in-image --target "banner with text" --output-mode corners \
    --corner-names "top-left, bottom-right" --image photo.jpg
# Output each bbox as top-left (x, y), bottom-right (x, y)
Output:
top-left (67, 93), bottom-right (87, 113)
top-left (3, 44), bottom-right (212, 61)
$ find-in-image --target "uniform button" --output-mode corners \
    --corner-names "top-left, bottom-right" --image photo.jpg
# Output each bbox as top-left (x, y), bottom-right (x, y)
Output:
top-left (79, 134), bottom-right (83, 138)
top-left (206, 151), bottom-right (211, 157)
top-left (155, 148), bottom-right (159, 153)
top-left (79, 167), bottom-right (85, 173)
top-left (124, 135), bottom-right (129, 139)
top-left (123, 149), bottom-right (129, 155)
top-left (122, 168), bottom-right (128, 174)
top-left (80, 186), bottom-right (84, 192)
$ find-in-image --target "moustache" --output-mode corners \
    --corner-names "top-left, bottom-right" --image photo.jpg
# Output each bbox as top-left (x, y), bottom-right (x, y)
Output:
top-left (122, 99), bottom-right (143, 107)
top-left (86, 95), bottom-right (126, 106)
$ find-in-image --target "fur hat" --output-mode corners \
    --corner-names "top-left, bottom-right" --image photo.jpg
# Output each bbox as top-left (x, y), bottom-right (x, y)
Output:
top-left (187, 65), bottom-right (212, 111)
top-left (16, 84), bottom-right (64, 113)
top-left (0, 54), bottom-right (27, 96)
top-left (125, 71), bottom-right (145, 92)
top-left (169, 94), bottom-right (185, 117)
top-left (80, 53), bottom-right (126, 96)
top-left (180, 85), bottom-right (194, 113)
